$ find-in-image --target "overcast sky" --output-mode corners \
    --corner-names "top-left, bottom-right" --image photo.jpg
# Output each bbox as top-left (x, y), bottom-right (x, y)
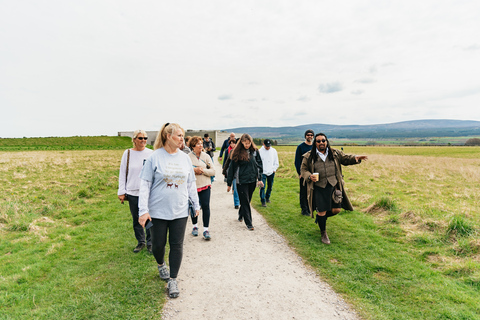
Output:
top-left (1, 0), bottom-right (479, 138)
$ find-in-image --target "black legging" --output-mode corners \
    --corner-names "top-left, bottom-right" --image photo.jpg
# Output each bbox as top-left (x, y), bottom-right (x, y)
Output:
top-left (237, 181), bottom-right (256, 227)
top-left (150, 217), bottom-right (188, 279)
top-left (191, 187), bottom-right (211, 228)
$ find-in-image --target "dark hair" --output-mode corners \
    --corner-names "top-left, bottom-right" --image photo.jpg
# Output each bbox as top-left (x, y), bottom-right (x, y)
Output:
top-left (304, 129), bottom-right (314, 138)
top-left (231, 134), bottom-right (257, 162)
top-left (307, 133), bottom-right (333, 164)
top-left (204, 133), bottom-right (209, 138)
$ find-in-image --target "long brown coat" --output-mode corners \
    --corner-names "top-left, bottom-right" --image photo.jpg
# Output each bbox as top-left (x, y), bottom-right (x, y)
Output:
top-left (300, 148), bottom-right (360, 217)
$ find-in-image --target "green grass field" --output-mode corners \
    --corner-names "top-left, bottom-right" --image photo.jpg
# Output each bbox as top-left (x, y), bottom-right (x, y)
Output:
top-left (1, 138), bottom-right (480, 319)
top-left (252, 145), bottom-right (480, 319)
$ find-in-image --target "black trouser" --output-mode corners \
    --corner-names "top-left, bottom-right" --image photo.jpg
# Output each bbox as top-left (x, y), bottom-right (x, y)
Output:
top-left (237, 181), bottom-right (256, 227)
top-left (150, 217), bottom-right (188, 279)
top-left (191, 187), bottom-right (211, 228)
top-left (299, 177), bottom-right (309, 214)
top-left (127, 195), bottom-right (151, 246)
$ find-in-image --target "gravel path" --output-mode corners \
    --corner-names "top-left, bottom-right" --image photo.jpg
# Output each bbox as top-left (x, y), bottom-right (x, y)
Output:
top-left (161, 152), bottom-right (360, 320)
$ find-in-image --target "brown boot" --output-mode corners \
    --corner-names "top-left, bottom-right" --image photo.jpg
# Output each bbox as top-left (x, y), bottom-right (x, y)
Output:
top-left (321, 231), bottom-right (330, 245)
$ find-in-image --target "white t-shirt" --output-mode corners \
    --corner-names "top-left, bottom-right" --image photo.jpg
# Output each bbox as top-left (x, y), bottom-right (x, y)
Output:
top-left (259, 146), bottom-right (279, 176)
top-left (138, 148), bottom-right (199, 220)
top-left (117, 148), bottom-right (153, 197)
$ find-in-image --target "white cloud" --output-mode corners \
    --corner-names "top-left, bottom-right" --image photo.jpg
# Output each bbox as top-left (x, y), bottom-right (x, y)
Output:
top-left (218, 94), bottom-right (233, 101)
top-left (318, 82), bottom-right (343, 94)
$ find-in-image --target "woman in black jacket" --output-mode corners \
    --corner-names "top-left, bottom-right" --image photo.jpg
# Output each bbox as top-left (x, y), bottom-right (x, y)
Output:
top-left (227, 134), bottom-right (263, 230)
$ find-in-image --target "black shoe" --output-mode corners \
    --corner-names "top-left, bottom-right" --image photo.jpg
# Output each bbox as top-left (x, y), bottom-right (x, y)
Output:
top-left (235, 205), bottom-right (239, 209)
top-left (266, 199), bottom-right (271, 203)
top-left (261, 202), bottom-right (267, 207)
top-left (301, 210), bottom-right (310, 216)
top-left (147, 245), bottom-right (153, 254)
top-left (133, 243), bottom-right (145, 253)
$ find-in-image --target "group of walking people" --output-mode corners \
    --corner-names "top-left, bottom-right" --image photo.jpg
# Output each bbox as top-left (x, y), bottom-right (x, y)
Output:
top-left (117, 124), bottom-right (367, 298)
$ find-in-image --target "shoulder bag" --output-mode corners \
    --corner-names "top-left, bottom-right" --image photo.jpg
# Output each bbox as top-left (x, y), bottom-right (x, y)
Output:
top-left (124, 149), bottom-right (130, 201)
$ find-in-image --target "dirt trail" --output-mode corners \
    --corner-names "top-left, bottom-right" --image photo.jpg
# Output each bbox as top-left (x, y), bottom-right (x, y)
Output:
top-left (161, 152), bottom-right (359, 320)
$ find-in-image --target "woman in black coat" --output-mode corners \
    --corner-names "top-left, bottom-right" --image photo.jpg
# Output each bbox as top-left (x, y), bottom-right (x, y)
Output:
top-left (226, 134), bottom-right (263, 230)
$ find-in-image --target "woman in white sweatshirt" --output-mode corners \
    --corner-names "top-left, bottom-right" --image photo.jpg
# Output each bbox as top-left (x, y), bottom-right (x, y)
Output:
top-left (117, 130), bottom-right (153, 253)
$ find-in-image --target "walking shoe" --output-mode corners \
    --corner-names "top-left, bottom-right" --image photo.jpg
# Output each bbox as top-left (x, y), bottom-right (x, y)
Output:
top-left (234, 205), bottom-right (239, 209)
top-left (321, 231), bottom-right (331, 245)
top-left (147, 245), bottom-right (153, 254)
top-left (301, 210), bottom-right (310, 216)
top-left (247, 225), bottom-right (255, 231)
top-left (192, 227), bottom-right (199, 236)
top-left (168, 278), bottom-right (180, 298)
top-left (266, 199), bottom-right (271, 203)
top-left (157, 264), bottom-right (170, 280)
top-left (203, 230), bottom-right (211, 240)
top-left (133, 243), bottom-right (145, 253)
top-left (261, 202), bottom-right (267, 207)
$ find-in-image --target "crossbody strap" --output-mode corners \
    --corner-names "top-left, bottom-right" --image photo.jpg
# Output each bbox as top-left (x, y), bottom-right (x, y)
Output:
top-left (125, 149), bottom-right (130, 186)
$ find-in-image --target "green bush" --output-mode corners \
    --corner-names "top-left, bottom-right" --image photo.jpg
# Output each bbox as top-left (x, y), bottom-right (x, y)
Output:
top-left (447, 215), bottom-right (476, 237)
top-left (375, 197), bottom-right (397, 211)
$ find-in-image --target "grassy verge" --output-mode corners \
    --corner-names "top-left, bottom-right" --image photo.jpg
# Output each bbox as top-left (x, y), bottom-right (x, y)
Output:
top-left (0, 150), bottom-right (165, 319)
top-left (252, 146), bottom-right (480, 319)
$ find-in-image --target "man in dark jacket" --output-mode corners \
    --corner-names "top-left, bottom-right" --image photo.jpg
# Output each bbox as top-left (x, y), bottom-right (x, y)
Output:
top-left (203, 134), bottom-right (216, 159)
top-left (295, 129), bottom-right (314, 216)
top-left (219, 132), bottom-right (236, 162)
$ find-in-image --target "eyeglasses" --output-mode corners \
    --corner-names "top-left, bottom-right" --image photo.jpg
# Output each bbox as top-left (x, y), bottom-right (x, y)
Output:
top-left (316, 139), bottom-right (326, 143)
top-left (136, 137), bottom-right (148, 140)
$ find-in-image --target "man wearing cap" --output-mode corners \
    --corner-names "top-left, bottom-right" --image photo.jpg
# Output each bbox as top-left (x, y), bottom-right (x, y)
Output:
top-left (295, 129), bottom-right (314, 216)
top-left (259, 139), bottom-right (279, 207)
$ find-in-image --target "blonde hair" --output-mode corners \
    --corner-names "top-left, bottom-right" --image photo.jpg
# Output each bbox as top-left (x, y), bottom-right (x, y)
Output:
top-left (132, 130), bottom-right (147, 147)
top-left (154, 123), bottom-right (184, 150)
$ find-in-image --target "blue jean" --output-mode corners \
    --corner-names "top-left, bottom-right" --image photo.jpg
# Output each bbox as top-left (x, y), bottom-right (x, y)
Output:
top-left (210, 156), bottom-right (215, 183)
top-left (260, 173), bottom-right (275, 203)
top-left (232, 178), bottom-right (239, 206)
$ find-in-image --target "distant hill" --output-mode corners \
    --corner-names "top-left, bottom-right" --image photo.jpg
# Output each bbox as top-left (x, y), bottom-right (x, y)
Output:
top-left (224, 120), bottom-right (480, 144)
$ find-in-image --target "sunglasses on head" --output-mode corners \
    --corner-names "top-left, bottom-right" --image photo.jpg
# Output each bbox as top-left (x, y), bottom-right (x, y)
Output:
top-left (136, 137), bottom-right (148, 140)
top-left (316, 139), bottom-right (326, 143)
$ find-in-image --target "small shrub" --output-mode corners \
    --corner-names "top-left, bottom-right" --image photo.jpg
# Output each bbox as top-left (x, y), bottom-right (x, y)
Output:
top-left (447, 215), bottom-right (476, 238)
top-left (376, 197), bottom-right (397, 211)
top-left (77, 189), bottom-right (92, 198)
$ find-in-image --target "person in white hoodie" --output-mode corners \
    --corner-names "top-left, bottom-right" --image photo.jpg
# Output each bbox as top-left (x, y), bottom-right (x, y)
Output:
top-left (258, 139), bottom-right (279, 207)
